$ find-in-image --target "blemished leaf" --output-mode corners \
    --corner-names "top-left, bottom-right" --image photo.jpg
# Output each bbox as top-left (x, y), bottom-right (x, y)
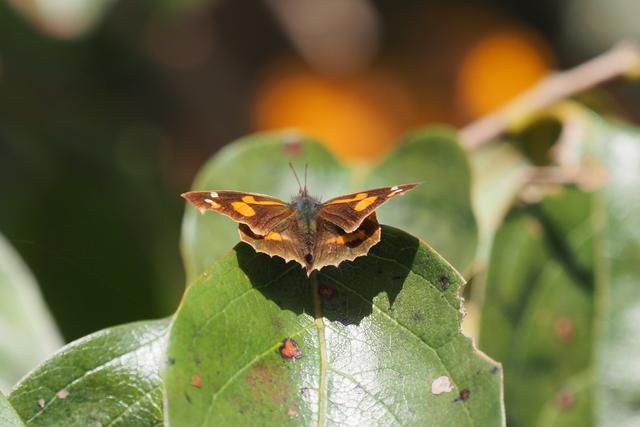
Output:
top-left (165, 226), bottom-right (503, 426)
top-left (0, 234), bottom-right (63, 393)
top-left (181, 127), bottom-right (477, 281)
top-left (0, 392), bottom-right (24, 427)
top-left (478, 189), bottom-right (595, 427)
top-left (537, 372), bottom-right (592, 427)
top-left (9, 319), bottom-right (169, 426)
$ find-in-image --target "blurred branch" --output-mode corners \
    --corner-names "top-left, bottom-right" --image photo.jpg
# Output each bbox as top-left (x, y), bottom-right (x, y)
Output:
top-left (460, 41), bottom-right (640, 150)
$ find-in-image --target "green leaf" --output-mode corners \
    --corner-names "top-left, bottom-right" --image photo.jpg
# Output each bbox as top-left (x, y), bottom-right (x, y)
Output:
top-left (9, 319), bottom-right (169, 426)
top-left (478, 189), bottom-right (595, 427)
top-left (166, 226), bottom-right (503, 426)
top-left (0, 234), bottom-right (63, 393)
top-left (469, 142), bottom-right (531, 269)
top-left (537, 372), bottom-right (592, 427)
top-left (0, 392), bottom-right (24, 427)
top-left (181, 127), bottom-right (477, 281)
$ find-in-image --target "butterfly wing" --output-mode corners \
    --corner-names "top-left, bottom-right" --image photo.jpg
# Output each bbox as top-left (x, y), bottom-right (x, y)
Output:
top-left (311, 212), bottom-right (381, 272)
top-left (318, 183), bottom-right (418, 232)
top-left (238, 218), bottom-right (310, 270)
top-left (182, 191), bottom-right (294, 235)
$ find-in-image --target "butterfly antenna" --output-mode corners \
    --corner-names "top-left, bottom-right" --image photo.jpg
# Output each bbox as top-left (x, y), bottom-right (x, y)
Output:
top-left (289, 162), bottom-right (303, 193)
top-left (303, 163), bottom-right (308, 194)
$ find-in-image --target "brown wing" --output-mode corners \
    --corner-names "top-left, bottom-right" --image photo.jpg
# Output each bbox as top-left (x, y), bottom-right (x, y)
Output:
top-left (182, 190), bottom-right (293, 235)
top-left (238, 218), bottom-right (310, 271)
top-left (311, 212), bottom-right (381, 273)
top-left (318, 183), bottom-right (418, 232)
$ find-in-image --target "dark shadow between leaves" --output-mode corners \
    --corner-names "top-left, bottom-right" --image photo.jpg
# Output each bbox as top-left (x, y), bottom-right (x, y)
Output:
top-left (235, 226), bottom-right (420, 326)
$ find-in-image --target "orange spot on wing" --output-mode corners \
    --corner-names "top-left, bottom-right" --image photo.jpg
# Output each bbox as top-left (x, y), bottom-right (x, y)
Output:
top-left (328, 230), bottom-right (366, 244)
top-left (354, 196), bottom-right (378, 211)
top-left (327, 193), bottom-right (367, 205)
top-left (231, 202), bottom-right (256, 216)
top-left (241, 195), bottom-right (284, 206)
top-left (204, 198), bottom-right (221, 209)
top-left (265, 231), bottom-right (286, 241)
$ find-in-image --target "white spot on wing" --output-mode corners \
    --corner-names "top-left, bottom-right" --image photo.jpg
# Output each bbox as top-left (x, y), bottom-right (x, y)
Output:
top-left (204, 198), bottom-right (215, 205)
top-left (391, 186), bottom-right (399, 191)
top-left (431, 376), bottom-right (453, 394)
top-left (210, 191), bottom-right (219, 198)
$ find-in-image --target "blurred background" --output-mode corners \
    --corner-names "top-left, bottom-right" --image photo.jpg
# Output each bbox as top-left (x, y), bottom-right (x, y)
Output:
top-left (1, 0), bottom-right (638, 341)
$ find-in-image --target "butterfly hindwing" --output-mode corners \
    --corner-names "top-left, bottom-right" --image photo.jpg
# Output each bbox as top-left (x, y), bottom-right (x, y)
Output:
top-left (238, 218), bottom-right (309, 269)
top-left (311, 212), bottom-right (381, 272)
top-left (318, 183), bottom-right (417, 232)
top-left (181, 191), bottom-right (293, 235)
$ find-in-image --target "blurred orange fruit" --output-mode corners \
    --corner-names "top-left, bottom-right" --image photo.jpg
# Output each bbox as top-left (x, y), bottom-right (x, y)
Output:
top-left (253, 63), bottom-right (414, 162)
top-left (457, 27), bottom-right (553, 118)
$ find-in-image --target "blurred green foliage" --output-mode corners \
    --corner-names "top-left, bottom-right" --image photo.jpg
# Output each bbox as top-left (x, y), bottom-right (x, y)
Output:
top-left (0, 2), bottom-right (184, 340)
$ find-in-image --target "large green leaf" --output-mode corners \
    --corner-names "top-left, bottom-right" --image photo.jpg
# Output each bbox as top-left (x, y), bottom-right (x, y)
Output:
top-left (165, 226), bottom-right (503, 426)
top-left (0, 392), bottom-right (24, 427)
top-left (9, 319), bottom-right (169, 426)
top-left (478, 188), bottom-right (595, 427)
top-left (181, 127), bottom-right (477, 281)
top-left (0, 234), bottom-right (63, 393)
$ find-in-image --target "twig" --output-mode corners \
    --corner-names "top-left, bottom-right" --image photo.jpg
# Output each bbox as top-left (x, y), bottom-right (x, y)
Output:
top-left (460, 41), bottom-right (640, 150)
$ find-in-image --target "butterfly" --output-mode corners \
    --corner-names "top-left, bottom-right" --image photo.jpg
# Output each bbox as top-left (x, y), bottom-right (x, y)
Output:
top-left (182, 165), bottom-right (418, 275)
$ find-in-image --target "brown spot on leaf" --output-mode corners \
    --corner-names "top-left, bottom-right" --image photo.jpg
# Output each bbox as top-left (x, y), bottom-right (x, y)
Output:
top-left (37, 399), bottom-right (45, 409)
top-left (280, 338), bottom-right (303, 360)
top-left (438, 276), bottom-right (450, 291)
top-left (555, 389), bottom-right (575, 410)
top-left (458, 388), bottom-right (471, 402)
top-left (554, 316), bottom-right (575, 342)
top-left (245, 362), bottom-right (291, 408)
top-left (191, 375), bottom-right (203, 388)
top-left (56, 389), bottom-right (69, 400)
top-left (288, 407), bottom-right (298, 417)
top-left (318, 285), bottom-right (336, 299)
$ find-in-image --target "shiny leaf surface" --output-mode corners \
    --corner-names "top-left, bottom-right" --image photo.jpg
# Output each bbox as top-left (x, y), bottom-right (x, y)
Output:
top-left (166, 226), bottom-right (503, 426)
top-left (9, 319), bottom-right (169, 426)
top-left (588, 119), bottom-right (640, 427)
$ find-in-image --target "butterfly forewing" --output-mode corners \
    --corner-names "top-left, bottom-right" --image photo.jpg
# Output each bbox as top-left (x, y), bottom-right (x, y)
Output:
top-left (181, 191), bottom-right (294, 235)
top-left (318, 183), bottom-right (418, 232)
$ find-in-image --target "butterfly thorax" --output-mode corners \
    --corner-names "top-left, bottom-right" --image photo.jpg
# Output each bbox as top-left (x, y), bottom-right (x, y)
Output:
top-left (290, 193), bottom-right (321, 234)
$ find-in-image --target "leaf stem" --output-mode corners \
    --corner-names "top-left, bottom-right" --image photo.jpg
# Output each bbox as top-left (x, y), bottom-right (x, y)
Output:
top-left (460, 41), bottom-right (640, 150)
top-left (311, 272), bottom-right (328, 427)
